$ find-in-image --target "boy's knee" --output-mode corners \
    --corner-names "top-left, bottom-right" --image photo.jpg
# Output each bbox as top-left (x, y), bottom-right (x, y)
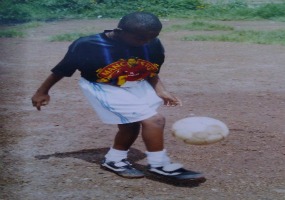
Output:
top-left (154, 114), bottom-right (165, 126)
top-left (142, 114), bottom-right (165, 127)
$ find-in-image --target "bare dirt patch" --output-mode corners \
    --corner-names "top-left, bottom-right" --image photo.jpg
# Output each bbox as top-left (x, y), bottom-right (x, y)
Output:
top-left (1, 19), bottom-right (285, 200)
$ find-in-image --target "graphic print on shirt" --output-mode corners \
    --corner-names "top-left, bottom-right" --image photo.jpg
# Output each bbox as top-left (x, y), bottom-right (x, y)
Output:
top-left (96, 57), bottom-right (159, 86)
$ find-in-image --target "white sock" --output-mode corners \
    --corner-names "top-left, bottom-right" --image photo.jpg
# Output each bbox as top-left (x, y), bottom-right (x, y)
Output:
top-left (145, 149), bottom-right (171, 168)
top-left (105, 147), bottom-right (128, 162)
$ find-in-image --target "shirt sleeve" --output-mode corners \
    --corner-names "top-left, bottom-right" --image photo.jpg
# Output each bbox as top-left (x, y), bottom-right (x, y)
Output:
top-left (150, 38), bottom-right (165, 74)
top-left (51, 39), bottom-right (82, 77)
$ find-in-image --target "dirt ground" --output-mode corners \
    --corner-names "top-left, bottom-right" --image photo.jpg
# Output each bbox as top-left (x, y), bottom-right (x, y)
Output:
top-left (0, 19), bottom-right (285, 200)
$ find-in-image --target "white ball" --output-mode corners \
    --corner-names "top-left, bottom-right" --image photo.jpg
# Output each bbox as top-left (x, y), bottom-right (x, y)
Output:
top-left (172, 117), bottom-right (229, 145)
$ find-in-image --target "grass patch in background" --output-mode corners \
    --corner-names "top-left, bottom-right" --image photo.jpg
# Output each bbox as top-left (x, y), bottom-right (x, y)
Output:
top-left (182, 29), bottom-right (285, 45)
top-left (0, 21), bottom-right (42, 38)
top-left (49, 26), bottom-right (100, 41)
top-left (17, 21), bottom-right (42, 29)
top-left (49, 32), bottom-right (95, 42)
top-left (1, 0), bottom-right (285, 23)
top-left (0, 29), bottom-right (25, 38)
top-left (176, 1), bottom-right (285, 21)
top-left (164, 21), bottom-right (235, 31)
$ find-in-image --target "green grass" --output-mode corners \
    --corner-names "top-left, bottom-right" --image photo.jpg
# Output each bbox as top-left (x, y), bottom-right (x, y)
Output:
top-left (49, 32), bottom-right (95, 42)
top-left (49, 21), bottom-right (285, 46)
top-left (0, 29), bottom-right (25, 38)
top-left (1, 0), bottom-right (285, 23)
top-left (171, 20), bottom-right (285, 46)
top-left (182, 29), bottom-right (285, 45)
top-left (164, 21), bottom-right (235, 31)
top-left (49, 26), bottom-right (101, 41)
top-left (170, 2), bottom-right (285, 21)
top-left (50, 21), bottom-right (235, 42)
top-left (0, 22), bottom-right (42, 38)
top-left (17, 21), bottom-right (42, 29)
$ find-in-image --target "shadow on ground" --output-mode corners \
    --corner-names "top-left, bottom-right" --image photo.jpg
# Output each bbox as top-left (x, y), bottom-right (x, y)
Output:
top-left (35, 147), bottom-right (206, 187)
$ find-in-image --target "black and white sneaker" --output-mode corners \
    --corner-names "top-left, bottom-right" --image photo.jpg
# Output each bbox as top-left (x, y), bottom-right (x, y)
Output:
top-left (148, 163), bottom-right (205, 181)
top-left (101, 159), bottom-right (144, 178)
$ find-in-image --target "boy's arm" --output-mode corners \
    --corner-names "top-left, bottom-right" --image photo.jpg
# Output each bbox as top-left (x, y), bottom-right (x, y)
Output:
top-left (147, 75), bottom-right (182, 106)
top-left (31, 73), bottom-right (64, 110)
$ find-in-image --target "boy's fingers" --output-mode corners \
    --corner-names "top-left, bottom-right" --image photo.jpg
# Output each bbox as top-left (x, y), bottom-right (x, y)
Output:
top-left (165, 98), bottom-right (182, 107)
top-left (33, 99), bottom-right (49, 111)
top-left (41, 101), bottom-right (48, 106)
top-left (36, 103), bottom-right (41, 111)
top-left (176, 98), bottom-right (182, 106)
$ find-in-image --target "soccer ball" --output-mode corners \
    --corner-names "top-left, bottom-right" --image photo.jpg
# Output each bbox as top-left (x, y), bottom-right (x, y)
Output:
top-left (172, 117), bottom-right (229, 145)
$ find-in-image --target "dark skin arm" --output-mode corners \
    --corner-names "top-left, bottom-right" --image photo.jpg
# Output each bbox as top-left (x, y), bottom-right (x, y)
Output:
top-left (147, 75), bottom-right (182, 106)
top-left (31, 73), bottom-right (64, 110)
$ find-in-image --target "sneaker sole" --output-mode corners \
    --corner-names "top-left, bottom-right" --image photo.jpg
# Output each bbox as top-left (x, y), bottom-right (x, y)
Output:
top-left (147, 172), bottom-right (206, 187)
top-left (148, 170), bottom-right (206, 182)
top-left (100, 165), bottom-right (145, 179)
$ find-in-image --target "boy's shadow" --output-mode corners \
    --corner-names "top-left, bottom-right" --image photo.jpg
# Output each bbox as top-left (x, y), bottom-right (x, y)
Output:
top-left (35, 147), bottom-right (205, 187)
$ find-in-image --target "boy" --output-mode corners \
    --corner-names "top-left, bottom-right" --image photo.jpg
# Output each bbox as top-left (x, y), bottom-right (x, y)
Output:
top-left (32, 12), bottom-right (205, 181)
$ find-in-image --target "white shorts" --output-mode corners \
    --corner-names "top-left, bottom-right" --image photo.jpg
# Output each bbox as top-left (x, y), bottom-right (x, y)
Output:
top-left (79, 78), bottom-right (163, 124)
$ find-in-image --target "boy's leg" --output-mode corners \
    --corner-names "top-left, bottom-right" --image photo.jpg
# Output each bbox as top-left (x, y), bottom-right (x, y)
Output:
top-left (101, 122), bottom-right (144, 178)
top-left (141, 114), bottom-right (206, 181)
top-left (104, 122), bottom-right (140, 162)
top-left (113, 122), bottom-right (141, 150)
top-left (141, 114), bottom-right (171, 167)
top-left (141, 114), bottom-right (165, 152)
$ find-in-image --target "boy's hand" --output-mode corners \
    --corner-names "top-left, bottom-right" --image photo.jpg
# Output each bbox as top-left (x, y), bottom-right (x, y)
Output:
top-left (31, 73), bottom-right (63, 111)
top-left (159, 91), bottom-right (182, 107)
top-left (31, 93), bottom-right (50, 111)
top-left (147, 76), bottom-right (182, 107)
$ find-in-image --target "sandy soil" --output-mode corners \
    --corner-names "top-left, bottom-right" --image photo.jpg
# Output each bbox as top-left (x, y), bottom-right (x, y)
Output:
top-left (0, 19), bottom-right (285, 200)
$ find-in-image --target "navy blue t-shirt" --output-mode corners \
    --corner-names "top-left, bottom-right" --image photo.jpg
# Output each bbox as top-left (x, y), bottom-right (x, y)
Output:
top-left (51, 31), bottom-right (165, 86)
